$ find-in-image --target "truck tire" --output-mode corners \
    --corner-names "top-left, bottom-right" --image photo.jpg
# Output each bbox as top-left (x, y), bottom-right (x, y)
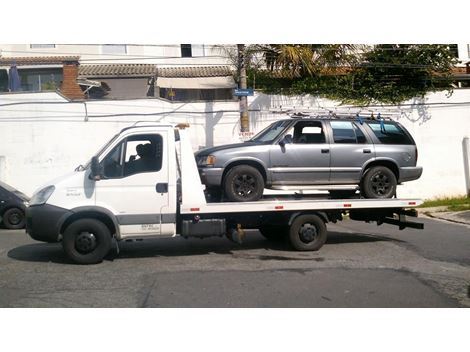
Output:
top-left (224, 165), bottom-right (264, 202)
top-left (361, 166), bottom-right (397, 199)
top-left (2, 207), bottom-right (25, 229)
top-left (62, 218), bottom-right (112, 264)
top-left (259, 225), bottom-right (288, 241)
top-left (288, 214), bottom-right (327, 251)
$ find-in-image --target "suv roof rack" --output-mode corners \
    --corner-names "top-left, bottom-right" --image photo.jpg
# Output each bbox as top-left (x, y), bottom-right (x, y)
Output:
top-left (289, 111), bottom-right (395, 122)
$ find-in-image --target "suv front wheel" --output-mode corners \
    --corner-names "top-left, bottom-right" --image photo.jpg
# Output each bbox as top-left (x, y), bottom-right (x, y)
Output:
top-left (361, 166), bottom-right (397, 199)
top-left (224, 165), bottom-right (264, 202)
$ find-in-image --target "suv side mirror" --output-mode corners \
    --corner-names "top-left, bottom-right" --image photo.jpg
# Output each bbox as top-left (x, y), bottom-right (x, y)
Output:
top-left (279, 134), bottom-right (293, 147)
top-left (90, 156), bottom-right (103, 181)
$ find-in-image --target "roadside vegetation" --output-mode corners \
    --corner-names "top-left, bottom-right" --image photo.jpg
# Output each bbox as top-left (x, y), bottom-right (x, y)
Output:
top-left (224, 44), bottom-right (459, 105)
top-left (420, 196), bottom-right (470, 211)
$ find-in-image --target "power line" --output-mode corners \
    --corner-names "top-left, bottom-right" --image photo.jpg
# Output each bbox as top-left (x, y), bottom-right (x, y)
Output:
top-left (1, 47), bottom-right (466, 68)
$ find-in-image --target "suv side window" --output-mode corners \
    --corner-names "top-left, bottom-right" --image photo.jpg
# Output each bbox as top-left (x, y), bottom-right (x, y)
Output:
top-left (330, 121), bottom-right (367, 144)
top-left (101, 134), bottom-right (163, 179)
top-left (366, 121), bottom-right (413, 145)
top-left (290, 121), bottom-right (326, 144)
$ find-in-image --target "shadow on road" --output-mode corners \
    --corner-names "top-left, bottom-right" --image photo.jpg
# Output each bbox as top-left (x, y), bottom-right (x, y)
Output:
top-left (7, 230), bottom-right (400, 264)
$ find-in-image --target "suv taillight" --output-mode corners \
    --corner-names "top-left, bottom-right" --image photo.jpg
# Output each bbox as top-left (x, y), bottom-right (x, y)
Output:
top-left (415, 146), bottom-right (418, 164)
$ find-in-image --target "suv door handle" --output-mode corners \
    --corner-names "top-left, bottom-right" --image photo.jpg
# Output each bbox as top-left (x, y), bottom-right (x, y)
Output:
top-left (321, 149), bottom-right (329, 154)
top-left (156, 183), bottom-right (168, 193)
top-left (363, 149), bottom-right (371, 154)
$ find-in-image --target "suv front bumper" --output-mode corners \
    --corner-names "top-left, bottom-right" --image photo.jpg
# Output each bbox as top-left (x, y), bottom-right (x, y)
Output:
top-left (399, 166), bottom-right (423, 183)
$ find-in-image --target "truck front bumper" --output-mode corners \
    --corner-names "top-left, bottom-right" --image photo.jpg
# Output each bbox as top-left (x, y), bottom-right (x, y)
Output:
top-left (198, 167), bottom-right (224, 187)
top-left (398, 166), bottom-right (423, 183)
top-left (26, 204), bottom-right (72, 243)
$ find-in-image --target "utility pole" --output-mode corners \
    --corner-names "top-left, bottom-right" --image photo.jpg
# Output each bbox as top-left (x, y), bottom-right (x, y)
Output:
top-left (237, 44), bottom-right (249, 132)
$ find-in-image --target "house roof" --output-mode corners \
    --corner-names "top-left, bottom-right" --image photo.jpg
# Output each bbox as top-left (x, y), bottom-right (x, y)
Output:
top-left (0, 56), bottom-right (80, 65)
top-left (156, 65), bottom-right (233, 78)
top-left (78, 64), bottom-right (234, 79)
top-left (78, 64), bottom-right (156, 78)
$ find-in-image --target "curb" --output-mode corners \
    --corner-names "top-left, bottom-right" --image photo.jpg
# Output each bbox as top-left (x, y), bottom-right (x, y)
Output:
top-left (421, 210), bottom-right (470, 226)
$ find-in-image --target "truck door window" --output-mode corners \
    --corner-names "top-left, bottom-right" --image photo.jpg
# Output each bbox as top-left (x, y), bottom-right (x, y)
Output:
top-left (101, 134), bottom-right (163, 179)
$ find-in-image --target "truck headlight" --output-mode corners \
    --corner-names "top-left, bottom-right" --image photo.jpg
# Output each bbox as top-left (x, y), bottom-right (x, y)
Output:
top-left (198, 155), bottom-right (216, 167)
top-left (30, 186), bottom-right (55, 206)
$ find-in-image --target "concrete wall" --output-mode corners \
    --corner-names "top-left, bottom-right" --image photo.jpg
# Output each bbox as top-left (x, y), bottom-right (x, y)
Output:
top-left (1, 90), bottom-right (470, 199)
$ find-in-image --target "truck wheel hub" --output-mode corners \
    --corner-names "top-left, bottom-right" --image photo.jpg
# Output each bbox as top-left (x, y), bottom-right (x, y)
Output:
top-left (75, 232), bottom-right (97, 253)
top-left (299, 224), bottom-right (317, 243)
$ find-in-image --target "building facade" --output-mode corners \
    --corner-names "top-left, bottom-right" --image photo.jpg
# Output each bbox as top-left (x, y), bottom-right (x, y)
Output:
top-left (0, 44), bottom-right (237, 101)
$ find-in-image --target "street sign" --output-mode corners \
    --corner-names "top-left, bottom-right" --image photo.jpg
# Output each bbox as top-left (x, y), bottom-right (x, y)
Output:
top-left (234, 88), bottom-right (254, 96)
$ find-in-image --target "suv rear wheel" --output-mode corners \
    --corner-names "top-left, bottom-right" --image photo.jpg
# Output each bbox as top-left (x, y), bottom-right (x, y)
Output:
top-left (361, 166), bottom-right (397, 198)
top-left (224, 165), bottom-right (264, 202)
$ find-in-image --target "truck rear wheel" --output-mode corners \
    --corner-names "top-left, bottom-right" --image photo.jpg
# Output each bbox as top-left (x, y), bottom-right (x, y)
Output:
top-left (259, 225), bottom-right (288, 241)
top-left (62, 218), bottom-right (112, 264)
top-left (288, 214), bottom-right (327, 251)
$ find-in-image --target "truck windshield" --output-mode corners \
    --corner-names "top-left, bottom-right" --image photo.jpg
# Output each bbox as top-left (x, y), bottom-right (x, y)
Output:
top-left (80, 133), bottom-right (120, 170)
top-left (249, 120), bottom-right (292, 143)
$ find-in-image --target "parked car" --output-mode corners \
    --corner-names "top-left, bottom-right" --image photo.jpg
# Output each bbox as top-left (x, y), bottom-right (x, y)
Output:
top-left (0, 181), bottom-right (29, 229)
top-left (195, 116), bottom-right (423, 202)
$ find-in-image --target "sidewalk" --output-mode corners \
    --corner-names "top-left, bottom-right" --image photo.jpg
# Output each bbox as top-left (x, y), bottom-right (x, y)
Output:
top-left (420, 207), bottom-right (470, 226)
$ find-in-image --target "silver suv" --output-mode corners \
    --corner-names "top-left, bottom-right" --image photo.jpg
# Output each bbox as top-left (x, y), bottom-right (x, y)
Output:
top-left (195, 116), bottom-right (422, 202)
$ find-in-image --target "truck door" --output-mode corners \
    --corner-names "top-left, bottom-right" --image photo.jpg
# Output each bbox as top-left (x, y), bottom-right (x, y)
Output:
top-left (95, 131), bottom-right (174, 238)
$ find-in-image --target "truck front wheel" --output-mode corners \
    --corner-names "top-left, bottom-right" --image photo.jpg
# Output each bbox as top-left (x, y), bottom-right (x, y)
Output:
top-left (288, 214), bottom-right (327, 251)
top-left (62, 218), bottom-right (112, 264)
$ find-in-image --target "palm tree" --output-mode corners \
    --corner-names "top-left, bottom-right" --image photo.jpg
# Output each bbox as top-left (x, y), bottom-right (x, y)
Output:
top-left (253, 44), bottom-right (363, 77)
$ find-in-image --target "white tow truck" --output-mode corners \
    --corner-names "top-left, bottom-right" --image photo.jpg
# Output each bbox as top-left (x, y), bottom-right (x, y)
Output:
top-left (26, 123), bottom-right (424, 264)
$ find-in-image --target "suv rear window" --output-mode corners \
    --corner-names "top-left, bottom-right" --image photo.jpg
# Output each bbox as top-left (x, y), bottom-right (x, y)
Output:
top-left (366, 121), bottom-right (414, 145)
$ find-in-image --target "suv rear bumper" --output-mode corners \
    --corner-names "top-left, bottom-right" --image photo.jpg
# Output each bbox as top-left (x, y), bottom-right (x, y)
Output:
top-left (399, 166), bottom-right (423, 183)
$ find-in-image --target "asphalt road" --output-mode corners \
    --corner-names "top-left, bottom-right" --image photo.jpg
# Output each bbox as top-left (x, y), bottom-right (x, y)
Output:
top-left (0, 216), bottom-right (469, 307)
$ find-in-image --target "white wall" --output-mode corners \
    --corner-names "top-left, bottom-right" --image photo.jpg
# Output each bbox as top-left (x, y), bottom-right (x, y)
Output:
top-left (1, 90), bottom-right (470, 199)
top-left (0, 44), bottom-right (232, 66)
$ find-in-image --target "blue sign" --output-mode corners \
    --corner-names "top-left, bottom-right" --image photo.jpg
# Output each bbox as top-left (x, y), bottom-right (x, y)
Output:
top-left (234, 88), bottom-right (254, 96)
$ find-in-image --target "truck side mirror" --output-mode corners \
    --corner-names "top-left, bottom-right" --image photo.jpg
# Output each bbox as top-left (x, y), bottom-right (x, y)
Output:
top-left (90, 156), bottom-right (103, 181)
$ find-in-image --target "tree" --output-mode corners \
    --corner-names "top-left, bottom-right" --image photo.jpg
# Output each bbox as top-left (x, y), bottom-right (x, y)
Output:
top-left (248, 44), bottom-right (458, 105)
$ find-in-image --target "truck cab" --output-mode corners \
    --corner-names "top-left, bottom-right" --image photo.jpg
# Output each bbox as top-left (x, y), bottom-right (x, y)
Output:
top-left (27, 125), bottom-right (180, 246)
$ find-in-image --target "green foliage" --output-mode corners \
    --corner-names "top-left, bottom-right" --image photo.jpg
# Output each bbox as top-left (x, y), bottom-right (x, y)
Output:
top-left (420, 195), bottom-right (470, 210)
top-left (249, 44), bottom-right (459, 105)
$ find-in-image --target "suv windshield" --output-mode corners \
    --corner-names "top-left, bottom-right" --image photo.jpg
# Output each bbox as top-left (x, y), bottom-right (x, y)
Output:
top-left (250, 120), bottom-right (292, 143)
